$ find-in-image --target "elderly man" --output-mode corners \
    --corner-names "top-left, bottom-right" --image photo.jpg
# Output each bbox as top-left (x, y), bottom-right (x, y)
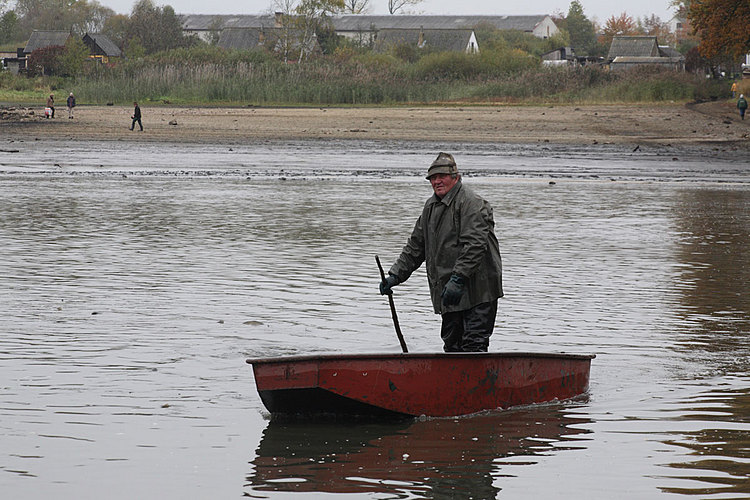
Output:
top-left (380, 152), bottom-right (503, 352)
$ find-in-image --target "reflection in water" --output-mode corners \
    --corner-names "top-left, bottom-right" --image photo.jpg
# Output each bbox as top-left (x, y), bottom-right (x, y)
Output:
top-left (673, 188), bottom-right (750, 346)
top-left (660, 188), bottom-right (750, 496)
top-left (658, 387), bottom-right (750, 496)
top-left (245, 404), bottom-right (592, 498)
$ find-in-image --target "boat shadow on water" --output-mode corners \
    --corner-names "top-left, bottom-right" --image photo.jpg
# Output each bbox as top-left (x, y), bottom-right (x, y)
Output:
top-left (244, 402), bottom-right (593, 497)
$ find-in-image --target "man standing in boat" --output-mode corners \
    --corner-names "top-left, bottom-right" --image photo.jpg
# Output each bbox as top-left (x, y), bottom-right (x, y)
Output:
top-left (379, 152), bottom-right (503, 352)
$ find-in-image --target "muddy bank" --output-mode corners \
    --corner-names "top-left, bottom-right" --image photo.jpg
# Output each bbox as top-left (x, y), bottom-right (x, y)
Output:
top-left (2, 101), bottom-right (749, 150)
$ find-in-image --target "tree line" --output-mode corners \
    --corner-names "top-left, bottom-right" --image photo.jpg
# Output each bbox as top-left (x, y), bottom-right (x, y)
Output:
top-left (0, 0), bottom-right (195, 54)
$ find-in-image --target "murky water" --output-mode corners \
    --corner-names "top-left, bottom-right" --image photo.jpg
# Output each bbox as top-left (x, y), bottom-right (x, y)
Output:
top-left (1, 139), bottom-right (749, 498)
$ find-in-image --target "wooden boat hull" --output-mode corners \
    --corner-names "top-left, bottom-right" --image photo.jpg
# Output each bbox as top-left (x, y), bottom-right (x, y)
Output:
top-left (247, 352), bottom-right (594, 418)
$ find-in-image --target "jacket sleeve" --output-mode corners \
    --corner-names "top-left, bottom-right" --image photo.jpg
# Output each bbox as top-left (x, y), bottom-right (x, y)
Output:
top-left (389, 214), bottom-right (426, 283)
top-left (452, 197), bottom-right (493, 279)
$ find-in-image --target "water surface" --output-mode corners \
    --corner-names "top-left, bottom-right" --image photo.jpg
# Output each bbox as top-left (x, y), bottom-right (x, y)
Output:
top-left (1, 139), bottom-right (749, 498)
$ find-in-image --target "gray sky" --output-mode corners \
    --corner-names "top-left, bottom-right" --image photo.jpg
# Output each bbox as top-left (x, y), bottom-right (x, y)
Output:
top-left (98, 0), bottom-right (676, 26)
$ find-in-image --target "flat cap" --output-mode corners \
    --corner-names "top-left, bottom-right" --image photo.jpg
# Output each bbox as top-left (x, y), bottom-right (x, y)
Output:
top-left (425, 152), bottom-right (458, 179)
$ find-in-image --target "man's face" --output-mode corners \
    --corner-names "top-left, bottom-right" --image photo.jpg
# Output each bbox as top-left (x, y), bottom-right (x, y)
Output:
top-left (429, 173), bottom-right (458, 198)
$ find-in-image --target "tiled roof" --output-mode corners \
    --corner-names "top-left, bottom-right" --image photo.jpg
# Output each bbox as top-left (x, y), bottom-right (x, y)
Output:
top-left (607, 36), bottom-right (659, 61)
top-left (612, 56), bottom-right (681, 63)
top-left (217, 27), bottom-right (320, 53)
top-left (180, 14), bottom-right (276, 30)
top-left (658, 46), bottom-right (684, 59)
top-left (217, 28), bottom-right (264, 50)
top-left (373, 29), bottom-right (475, 53)
top-left (334, 15), bottom-right (548, 31)
top-left (24, 31), bottom-right (70, 53)
top-left (83, 33), bottom-right (122, 57)
top-left (180, 13), bottom-right (550, 33)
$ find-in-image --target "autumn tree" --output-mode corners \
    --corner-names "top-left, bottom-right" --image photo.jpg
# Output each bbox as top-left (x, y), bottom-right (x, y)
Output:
top-left (599, 12), bottom-right (640, 49)
top-left (686, 0), bottom-right (750, 59)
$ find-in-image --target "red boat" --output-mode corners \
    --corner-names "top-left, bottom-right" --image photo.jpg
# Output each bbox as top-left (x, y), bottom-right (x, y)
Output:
top-left (246, 352), bottom-right (594, 418)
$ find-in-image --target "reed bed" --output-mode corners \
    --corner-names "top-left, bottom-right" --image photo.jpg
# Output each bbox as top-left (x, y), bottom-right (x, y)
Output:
top-left (1, 47), bottom-right (727, 106)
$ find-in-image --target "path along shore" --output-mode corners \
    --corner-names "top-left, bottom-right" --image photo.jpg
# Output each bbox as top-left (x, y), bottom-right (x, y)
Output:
top-left (2, 101), bottom-right (749, 150)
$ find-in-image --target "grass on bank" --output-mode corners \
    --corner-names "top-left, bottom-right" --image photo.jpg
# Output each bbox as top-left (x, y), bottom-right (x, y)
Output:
top-left (0, 46), bottom-right (735, 107)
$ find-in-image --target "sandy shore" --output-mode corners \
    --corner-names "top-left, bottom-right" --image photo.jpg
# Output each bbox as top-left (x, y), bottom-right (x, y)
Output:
top-left (2, 101), bottom-right (749, 149)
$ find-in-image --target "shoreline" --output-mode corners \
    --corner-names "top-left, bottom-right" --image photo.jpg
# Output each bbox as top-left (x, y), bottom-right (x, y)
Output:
top-left (2, 101), bottom-right (749, 150)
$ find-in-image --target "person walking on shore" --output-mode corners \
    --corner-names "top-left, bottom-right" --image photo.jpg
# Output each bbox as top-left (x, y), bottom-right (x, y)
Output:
top-left (46, 94), bottom-right (55, 118)
top-left (738, 94), bottom-right (748, 120)
top-left (379, 152), bottom-right (503, 353)
top-left (731, 82), bottom-right (738, 98)
top-left (67, 93), bottom-right (76, 119)
top-left (130, 101), bottom-right (143, 131)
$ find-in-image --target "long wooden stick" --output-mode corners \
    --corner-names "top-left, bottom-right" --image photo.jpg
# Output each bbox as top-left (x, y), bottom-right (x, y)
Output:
top-left (376, 255), bottom-right (408, 353)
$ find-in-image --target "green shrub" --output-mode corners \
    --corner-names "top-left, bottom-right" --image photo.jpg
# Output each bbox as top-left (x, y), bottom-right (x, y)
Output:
top-left (414, 52), bottom-right (482, 80)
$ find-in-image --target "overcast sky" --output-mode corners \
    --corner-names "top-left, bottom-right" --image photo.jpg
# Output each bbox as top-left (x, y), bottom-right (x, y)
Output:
top-left (96, 0), bottom-right (677, 25)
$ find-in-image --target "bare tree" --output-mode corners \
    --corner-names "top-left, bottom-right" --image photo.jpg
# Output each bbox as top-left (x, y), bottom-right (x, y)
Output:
top-left (387, 0), bottom-right (422, 15)
top-left (271, 0), bottom-right (344, 62)
top-left (270, 0), bottom-right (297, 63)
top-left (294, 0), bottom-right (344, 62)
top-left (343, 0), bottom-right (369, 13)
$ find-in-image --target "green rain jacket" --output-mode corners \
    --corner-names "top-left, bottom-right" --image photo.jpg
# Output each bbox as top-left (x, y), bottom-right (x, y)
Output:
top-left (389, 180), bottom-right (503, 314)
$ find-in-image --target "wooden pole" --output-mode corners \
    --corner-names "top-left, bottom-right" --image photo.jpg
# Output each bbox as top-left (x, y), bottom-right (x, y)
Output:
top-left (376, 255), bottom-right (408, 353)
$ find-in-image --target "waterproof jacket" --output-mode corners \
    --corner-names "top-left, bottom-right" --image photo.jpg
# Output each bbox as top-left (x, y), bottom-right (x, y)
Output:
top-left (67, 96), bottom-right (75, 108)
top-left (389, 180), bottom-right (503, 314)
top-left (738, 98), bottom-right (748, 110)
top-left (133, 105), bottom-right (141, 119)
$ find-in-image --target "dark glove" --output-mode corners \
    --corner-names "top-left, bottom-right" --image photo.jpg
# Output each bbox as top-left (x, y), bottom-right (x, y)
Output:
top-left (441, 274), bottom-right (465, 306)
top-left (379, 274), bottom-right (400, 295)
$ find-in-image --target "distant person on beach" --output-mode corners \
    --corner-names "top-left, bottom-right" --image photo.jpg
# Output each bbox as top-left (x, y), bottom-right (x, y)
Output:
top-left (731, 82), bottom-right (738, 98)
top-left (379, 152), bottom-right (503, 352)
top-left (738, 94), bottom-right (748, 120)
top-left (46, 94), bottom-right (55, 118)
top-left (67, 93), bottom-right (76, 119)
top-left (130, 102), bottom-right (143, 131)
